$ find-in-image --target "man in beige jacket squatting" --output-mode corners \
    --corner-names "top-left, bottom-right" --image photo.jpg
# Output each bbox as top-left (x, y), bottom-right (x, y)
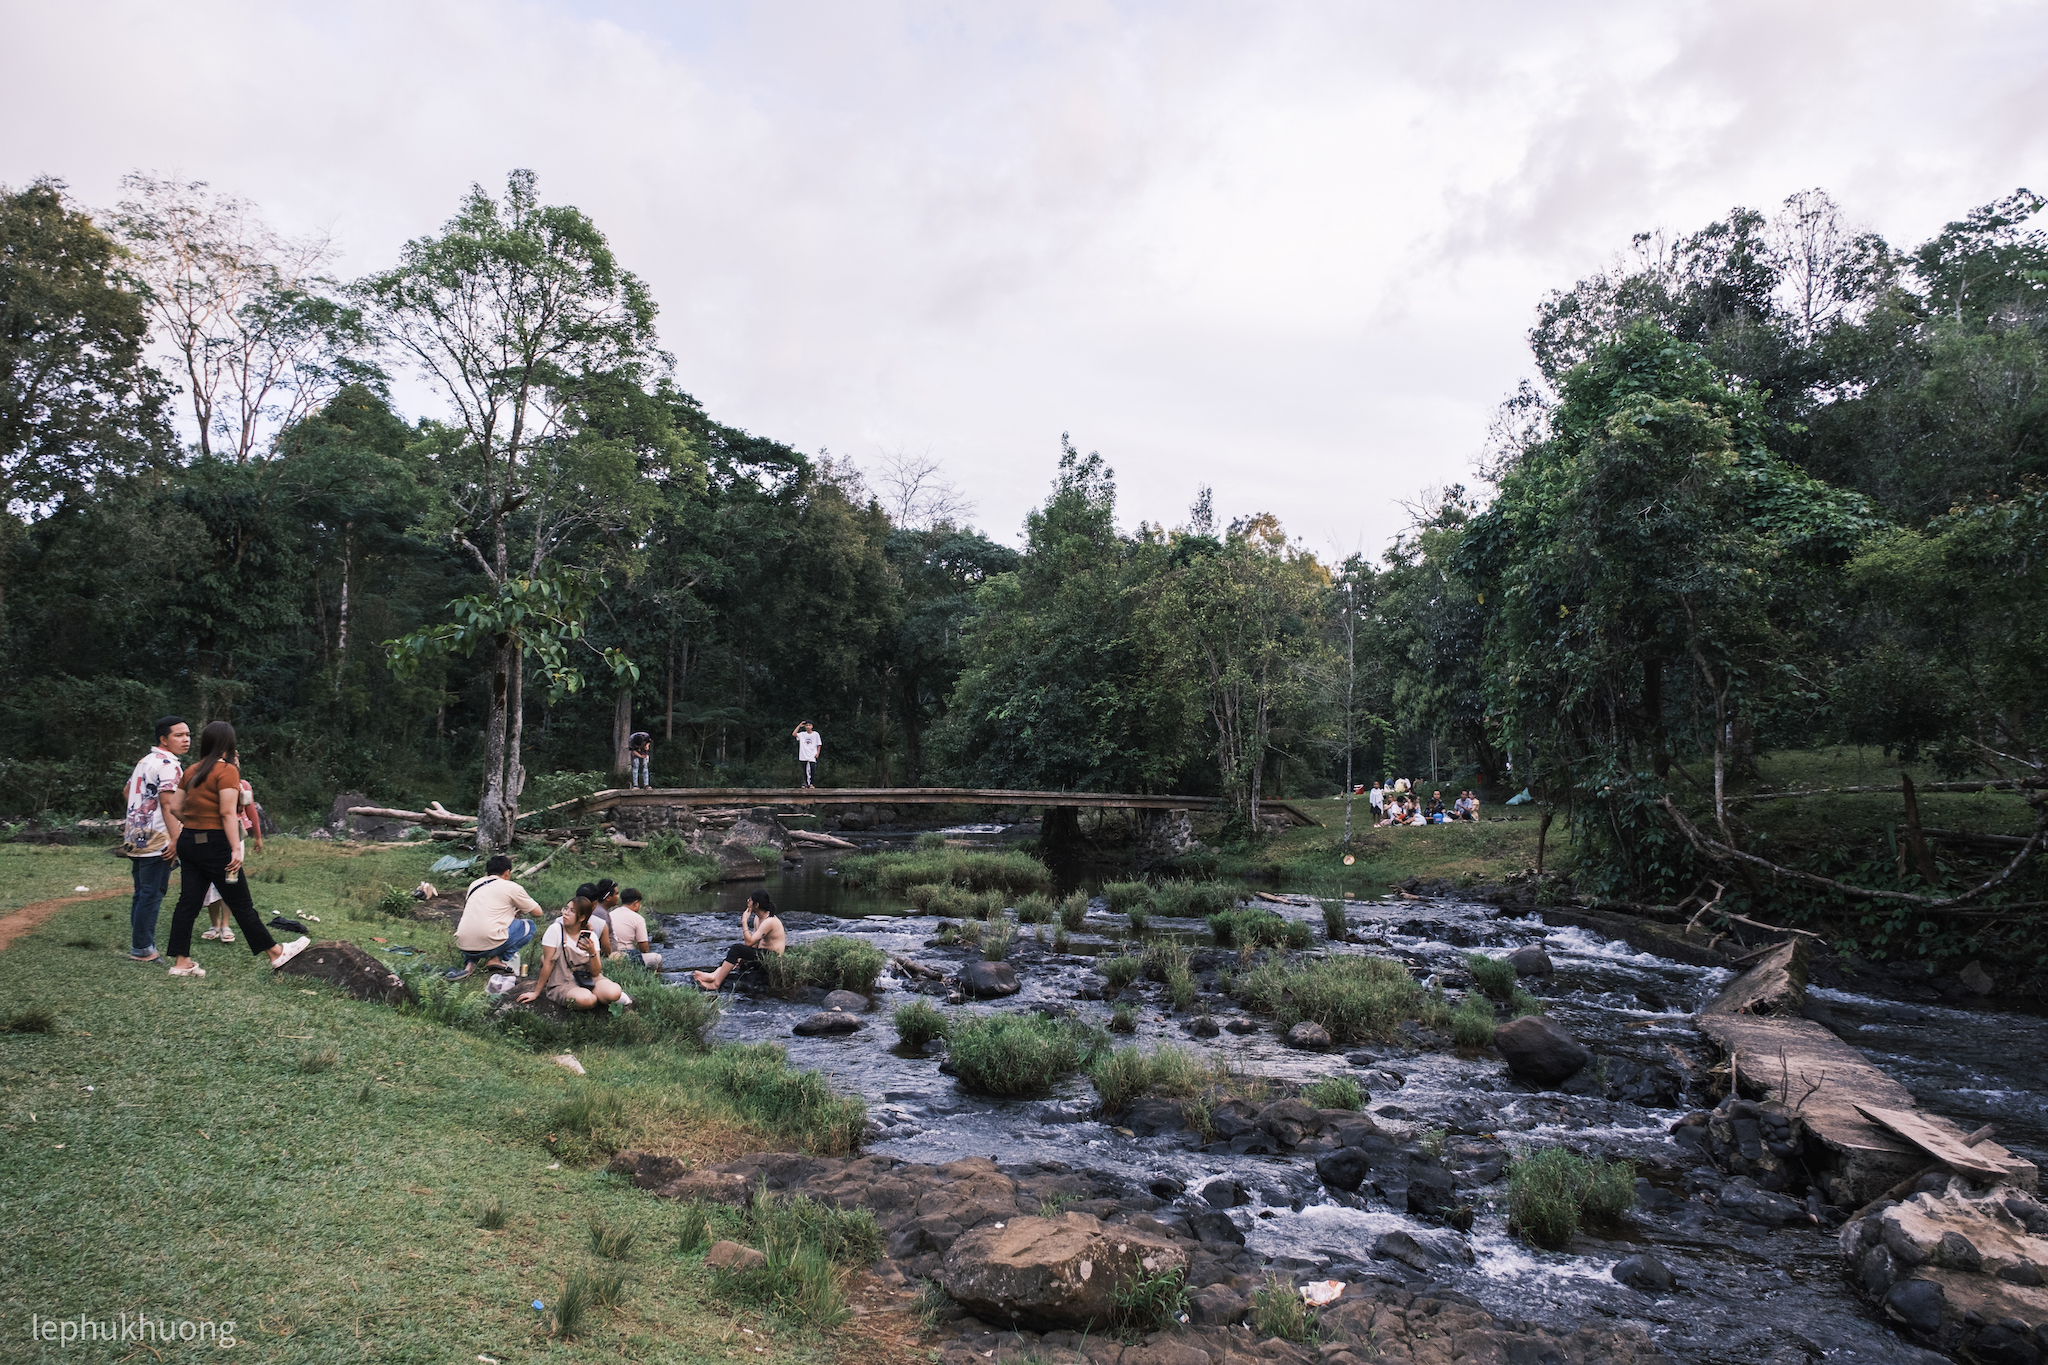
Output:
top-left (447, 854), bottom-right (542, 980)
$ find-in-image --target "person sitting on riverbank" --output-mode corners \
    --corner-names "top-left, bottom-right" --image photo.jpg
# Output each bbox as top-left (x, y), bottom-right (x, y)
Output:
top-left (1428, 791), bottom-right (1446, 822)
top-left (447, 855), bottom-right (542, 980)
top-left (693, 892), bottom-right (785, 990)
top-left (1454, 791), bottom-right (1480, 821)
top-left (515, 896), bottom-right (626, 1011)
top-left (607, 889), bottom-right (660, 969)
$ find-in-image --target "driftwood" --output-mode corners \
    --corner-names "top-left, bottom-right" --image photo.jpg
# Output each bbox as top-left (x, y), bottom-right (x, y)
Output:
top-left (348, 804), bottom-right (476, 827)
top-left (786, 829), bottom-right (860, 850)
top-left (607, 832), bottom-right (649, 849)
top-left (889, 954), bottom-right (946, 981)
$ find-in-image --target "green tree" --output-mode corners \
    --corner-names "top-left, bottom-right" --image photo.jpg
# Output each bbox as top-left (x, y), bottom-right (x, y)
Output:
top-left (364, 170), bottom-right (677, 851)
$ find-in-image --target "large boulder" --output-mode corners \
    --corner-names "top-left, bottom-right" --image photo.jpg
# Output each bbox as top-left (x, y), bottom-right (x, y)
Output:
top-left (793, 1011), bottom-right (863, 1036)
top-left (1704, 939), bottom-right (1811, 1017)
top-left (959, 961), bottom-right (1021, 999)
top-left (1285, 1021), bottom-right (1333, 1050)
top-left (1316, 1146), bottom-right (1375, 1193)
top-left (274, 940), bottom-right (415, 1006)
top-left (1508, 944), bottom-right (1554, 976)
top-left (821, 989), bottom-right (869, 1012)
top-left (727, 808), bottom-right (789, 852)
top-left (937, 1211), bottom-right (1190, 1331)
top-left (1494, 1015), bottom-right (1591, 1086)
top-left (1840, 1181), bottom-right (2048, 1358)
top-left (710, 841), bottom-right (768, 882)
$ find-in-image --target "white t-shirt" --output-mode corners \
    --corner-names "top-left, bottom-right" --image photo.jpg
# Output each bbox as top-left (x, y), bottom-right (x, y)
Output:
top-left (1368, 787), bottom-right (1384, 810)
top-left (542, 918), bottom-right (597, 966)
top-left (796, 730), bottom-right (822, 761)
top-left (609, 905), bottom-right (650, 948)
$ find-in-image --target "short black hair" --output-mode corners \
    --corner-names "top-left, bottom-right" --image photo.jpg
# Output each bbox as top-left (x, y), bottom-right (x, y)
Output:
top-left (486, 854), bottom-right (514, 876)
top-left (594, 878), bottom-right (619, 901)
top-left (621, 888), bottom-right (642, 906)
top-left (154, 715), bottom-right (186, 742)
top-left (575, 882), bottom-right (599, 901)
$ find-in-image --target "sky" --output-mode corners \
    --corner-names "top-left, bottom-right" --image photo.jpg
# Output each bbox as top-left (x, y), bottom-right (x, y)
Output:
top-left (6, 0), bottom-right (2046, 560)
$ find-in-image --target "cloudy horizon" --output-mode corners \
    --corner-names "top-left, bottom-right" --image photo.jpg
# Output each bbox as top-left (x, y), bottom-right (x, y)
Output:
top-left (7, 0), bottom-right (2044, 559)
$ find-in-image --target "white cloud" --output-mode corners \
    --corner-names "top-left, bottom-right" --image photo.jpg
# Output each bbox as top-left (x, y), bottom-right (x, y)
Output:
top-left (5, 0), bottom-right (2044, 557)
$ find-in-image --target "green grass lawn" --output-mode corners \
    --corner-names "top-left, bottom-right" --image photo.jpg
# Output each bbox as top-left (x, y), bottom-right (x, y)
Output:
top-left (1204, 795), bottom-right (1565, 895)
top-left (0, 840), bottom-right (867, 1364)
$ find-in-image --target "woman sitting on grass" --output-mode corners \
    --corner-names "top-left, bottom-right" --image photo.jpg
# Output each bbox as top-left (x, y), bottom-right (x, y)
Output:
top-left (514, 896), bottom-right (626, 1012)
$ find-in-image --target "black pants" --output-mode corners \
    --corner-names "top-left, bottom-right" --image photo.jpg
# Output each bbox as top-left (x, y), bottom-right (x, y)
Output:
top-left (722, 944), bottom-right (763, 968)
top-left (167, 829), bottom-right (278, 958)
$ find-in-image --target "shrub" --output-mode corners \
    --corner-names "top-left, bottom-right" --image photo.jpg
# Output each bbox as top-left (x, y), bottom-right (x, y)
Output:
top-left (1088, 1044), bottom-right (1214, 1114)
top-left (893, 998), bottom-right (947, 1047)
top-left (1101, 881), bottom-right (1151, 913)
top-left (904, 883), bottom-right (1002, 918)
top-left (1207, 909), bottom-right (1296, 949)
top-left (837, 848), bottom-right (1052, 895)
top-left (1151, 880), bottom-right (1239, 917)
top-left (1014, 893), bottom-right (1057, 924)
top-left (1099, 954), bottom-right (1142, 991)
top-left (1109, 1004), bottom-right (1137, 1033)
top-left (631, 979), bottom-right (723, 1050)
top-left (1111, 1267), bottom-right (1189, 1334)
top-left (1510, 989), bottom-right (1547, 1017)
top-left (1507, 1147), bottom-right (1636, 1249)
top-left (1465, 953), bottom-right (1518, 1000)
top-left (1249, 1273), bottom-right (1318, 1343)
top-left (914, 832), bottom-right (948, 850)
top-left (1238, 955), bottom-right (1420, 1044)
top-left (1052, 926), bottom-right (1070, 953)
top-left (772, 936), bottom-right (886, 994)
top-left (707, 1044), bottom-right (867, 1155)
top-left (750, 844), bottom-right (785, 867)
top-left (1419, 982), bottom-right (1454, 1031)
top-left (1142, 941), bottom-right (1190, 983)
top-left (1451, 991), bottom-right (1497, 1047)
top-left (1303, 1075), bottom-right (1363, 1110)
top-left (2, 1006), bottom-right (57, 1034)
top-left (1125, 906), bottom-right (1150, 933)
top-left (1321, 903), bottom-right (1347, 939)
top-left (372, 885), bottom-right (415, 918)
top-left (1058, 892), bottom-right (1088, 930)
top-left (945, 1012), bottom-right (1110, 1097)
top-left (1167, 966), bottom-right (1197, 1011)
top-left (980, 922), bottom-right (1016, 962)
top-left (590, 1220), bottom-right (637, 1260)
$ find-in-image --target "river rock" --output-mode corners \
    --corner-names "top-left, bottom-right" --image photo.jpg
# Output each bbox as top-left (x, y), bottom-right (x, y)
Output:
top-left (1509, 944), bottom-right (1554, 976)
top-left (1959, 960), bottom-right (1996, 995)
top-left (1255, 1098), bottom-right (1324, 1147)
top-left (1699, 1095), bottom-right (1804, 1191)
top-left (1184, 1015), bottom-right (1221, 1038)
top-left (821, 989), bottom-right (869, 1012)
top-left (1206, 1099), bottom-right (1260, 1140)
top-left (1316, 1146), bottom-right (1375, 1193)
top-left (1186, 1285), bottom-right (1248, 1326)
top-left (793, 1011), bottom-right (863, 1036)
top-left (273, 940), bottom-right (416, 1006)
top-left (1200, 1178), bottom-right (1247, 1208)
top-left (1613, 1253), bottom-right (1676, 1292)
top-left (1286, 1021), bottom-right (1334, 1050)
top-left (1704, 938), bottom-right (1810, 1017)
top-left (1187, 1210), bottom-right (1246, 1245)
top-left (710, 840), bottom-right (768, 881)
top-left (1373, 1228), bottom-right (1473, 1271)
top-left (1493, 1015), bottom-right (1591, 1085)
top-left (936, 1211), bottom-right (1189, 1331)
top-left (1223, 1017), bottom-right (1261, 1035)
top-left (705, 1239), bottom-right (768, 1272)
top-left (959, 961), bottom-right (1020, 999)
top-left (1716, 1176), bottom-right (1807, 1226)
top-left (1122, 1097), bottom-right (1189, 1137)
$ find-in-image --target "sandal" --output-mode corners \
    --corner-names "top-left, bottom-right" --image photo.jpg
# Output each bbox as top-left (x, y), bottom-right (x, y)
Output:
top-left (168, 963), bottom-right (206, 978)
top-left (220, 929), bottom-right (234, 944)
top-left (200, 927), bottom-right (221, 941)
top-left (270, 937), bottom-right (311, 970)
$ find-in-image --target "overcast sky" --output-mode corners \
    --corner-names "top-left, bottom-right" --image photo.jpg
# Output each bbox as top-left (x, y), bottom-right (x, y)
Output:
top-left (7, 0), bottom-right (2045, 558)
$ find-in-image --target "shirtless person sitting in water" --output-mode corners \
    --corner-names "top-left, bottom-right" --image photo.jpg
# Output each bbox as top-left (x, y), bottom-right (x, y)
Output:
top-left (693, 892), bottom-right (786, 990)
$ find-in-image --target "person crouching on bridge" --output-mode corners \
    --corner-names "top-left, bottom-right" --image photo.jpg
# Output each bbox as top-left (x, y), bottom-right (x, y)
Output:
top-left (515, 896), bottom-right (626, 1011)
top-left (694, 892), bottom-right (785, 990)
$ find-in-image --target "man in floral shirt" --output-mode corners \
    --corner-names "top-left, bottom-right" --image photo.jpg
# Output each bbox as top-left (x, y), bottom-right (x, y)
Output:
top-left (123, 716), bottom-right (190, 961)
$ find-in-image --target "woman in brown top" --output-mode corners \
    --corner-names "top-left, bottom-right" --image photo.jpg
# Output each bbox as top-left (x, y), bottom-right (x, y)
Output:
top-left (164, 720), bottom-right (310, 979)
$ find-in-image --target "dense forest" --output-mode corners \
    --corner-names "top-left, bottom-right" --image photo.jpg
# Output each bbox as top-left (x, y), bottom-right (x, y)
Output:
top-left (2, 172), bottom-right (2042, 935)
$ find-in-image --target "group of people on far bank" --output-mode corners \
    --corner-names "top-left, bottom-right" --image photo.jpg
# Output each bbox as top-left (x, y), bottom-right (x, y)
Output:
top-left (1365, 778), bottom-right (1481, 827)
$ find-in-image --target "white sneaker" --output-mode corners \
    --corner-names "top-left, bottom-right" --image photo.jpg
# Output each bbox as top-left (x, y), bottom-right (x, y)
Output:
top-left (271, 937), bottom-right (311, 970)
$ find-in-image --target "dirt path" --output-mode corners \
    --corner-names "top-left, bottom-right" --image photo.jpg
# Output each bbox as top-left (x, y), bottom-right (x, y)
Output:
top-left (0, 890), bottom-right (124, 952)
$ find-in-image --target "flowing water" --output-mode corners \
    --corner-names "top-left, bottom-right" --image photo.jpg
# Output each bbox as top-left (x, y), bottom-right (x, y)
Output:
top-left (639, 829), bottom-right (2048, 1365)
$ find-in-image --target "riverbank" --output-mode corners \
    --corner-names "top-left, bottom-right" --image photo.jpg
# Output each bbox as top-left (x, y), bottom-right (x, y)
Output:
top-left (0, 841), bottom-right (899, 1364)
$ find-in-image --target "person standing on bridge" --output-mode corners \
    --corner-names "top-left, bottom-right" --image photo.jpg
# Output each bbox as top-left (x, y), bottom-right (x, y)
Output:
top-left (792, 721), bottom-right (822, 788)
top-left (627, 731), bottom-right (652, 788)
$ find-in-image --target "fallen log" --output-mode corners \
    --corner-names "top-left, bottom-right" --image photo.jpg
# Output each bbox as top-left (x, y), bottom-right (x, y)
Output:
top-left (786, 829), bottom-right (859, 850)
top-left (348, 804), bottom-right (474, 827)
top-left (516, 839), bottom-right (575, 879)
top-left (889, 954), bottom-right (946, 981)
top-left (608, 833), bottom-right (649, 849)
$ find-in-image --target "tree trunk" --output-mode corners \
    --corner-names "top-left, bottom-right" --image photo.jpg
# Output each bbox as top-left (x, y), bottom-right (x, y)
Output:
top-left (611, 686), bottom-right (633, 777)
top-left (507, 652), bottom-right (526, 827)
top-left (1902, 774), bottom-right (1938, 883)
top-left (474, 636), bottom-right (515, 854)
top-left (333, 523), bottom-right (352, 698)
top-left (1537, 807), bottom-right (1553, 874)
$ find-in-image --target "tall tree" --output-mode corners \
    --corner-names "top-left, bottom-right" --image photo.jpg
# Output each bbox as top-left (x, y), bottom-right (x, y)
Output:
top-left (111, 174), bottom-right (372, 462)
top-left (365, 170), bottom-right (674, 851)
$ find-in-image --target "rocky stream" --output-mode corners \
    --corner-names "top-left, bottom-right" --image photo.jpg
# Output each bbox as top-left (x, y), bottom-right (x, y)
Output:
top-left (609, 824), bottom-right (2048, 1365)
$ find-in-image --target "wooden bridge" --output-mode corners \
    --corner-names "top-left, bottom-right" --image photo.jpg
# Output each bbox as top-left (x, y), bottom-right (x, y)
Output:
top-left (537, 786), bottom-right (1320, 827)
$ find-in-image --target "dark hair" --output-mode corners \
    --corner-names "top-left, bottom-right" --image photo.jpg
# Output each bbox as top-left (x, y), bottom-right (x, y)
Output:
top-left (154, 715), bottom-right (187, 743)
top-left (594, 878), bottom-right (619, 903)
top-left (620, 888), bottom-right (642, 906)
top-left (184, 720), bottom-right (238, 791)
top-left (575, 882), bottom-right (599, 901)
top-left (747, 891), bottom-right (777, 915)
top-left (564, 896), bottom-right (596, 930)
top-left (486, 854), bottom-right (514, 876)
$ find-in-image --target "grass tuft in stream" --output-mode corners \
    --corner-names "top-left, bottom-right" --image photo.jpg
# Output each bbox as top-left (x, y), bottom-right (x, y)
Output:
top-left (837, 847), bottom-right (1052, 896)
top-left (1099, 954), bottom-right (1142, 991)
top-left (1088, 1042), bottom-right (1219, 1115)
top-left (1058, 891), bottom-right (1089, 930)
top-left (1102, 881), bottom-right (1151, 913)
top-left (1208, 908), bottom-right (1307, 949)
top-left (1451, 990), bottom-right (1497, 1047)
top-left (946, 1011), bottom-right (1111, 1097)
top-left (1250, 1273), bottom-right (1321, 1343)
top-left (1237, 954), bottom-right (1420, 1044)
top-left (893, 998), bottom-right (947, 1047)
top-left (1303, 1075), bottom-right (1363, 1110)
top-left (1152, 880), bottom-right (1240, 917)
top-left (1465, 952), bottom-right (1518, 1000)
top-left (1506, 1146), bottom-right (1636, 1249)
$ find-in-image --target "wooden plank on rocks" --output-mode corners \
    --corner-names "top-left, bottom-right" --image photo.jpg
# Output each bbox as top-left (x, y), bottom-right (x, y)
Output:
top-left (1854, 1103), bottom-right (2036, 1180)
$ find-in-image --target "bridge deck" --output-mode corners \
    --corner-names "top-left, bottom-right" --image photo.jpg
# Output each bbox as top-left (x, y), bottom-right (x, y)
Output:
top-left (540, 787), bottom-right (1319, 827)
